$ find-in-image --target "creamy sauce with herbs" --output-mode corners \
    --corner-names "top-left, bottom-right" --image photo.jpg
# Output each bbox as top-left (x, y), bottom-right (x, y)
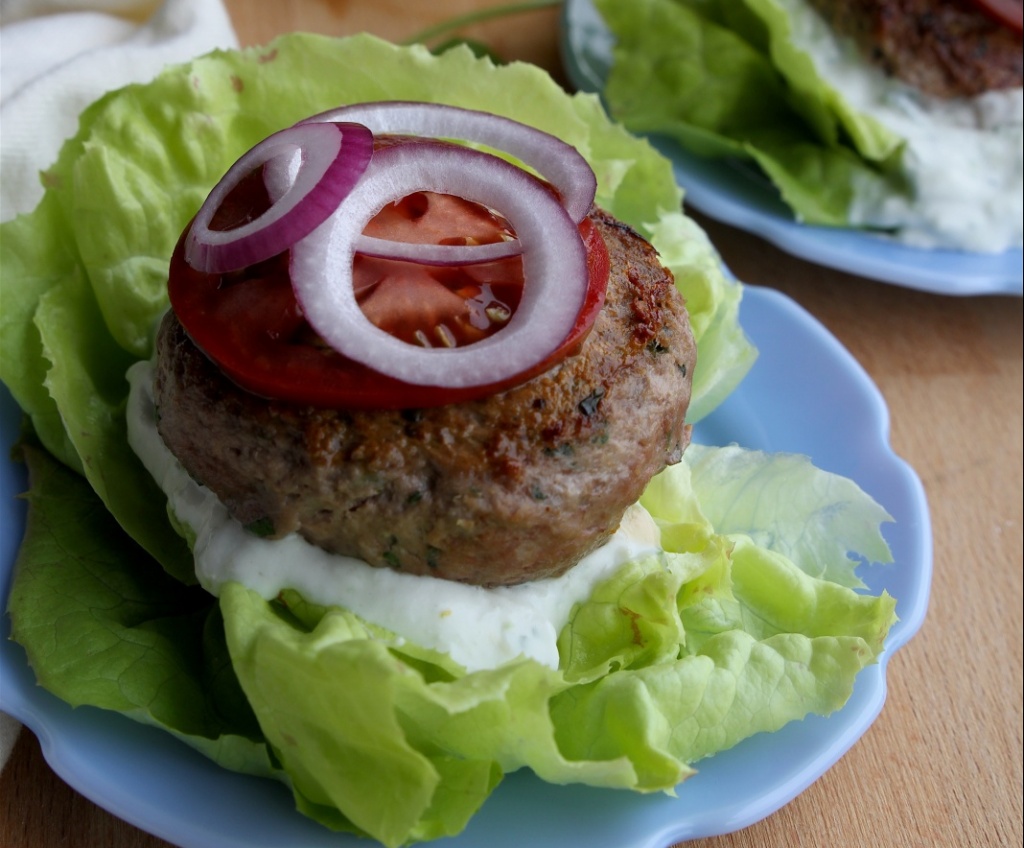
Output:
top-left (125, 361), bottom-right (664, 671)
top-left (777, 0), bottom-right (1023, 252)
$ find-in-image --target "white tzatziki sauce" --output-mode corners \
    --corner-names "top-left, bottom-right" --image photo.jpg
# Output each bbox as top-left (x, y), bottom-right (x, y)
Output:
top-left (776, 0), bottom-right (1023, 252)
top-left (125, 361), bottom-right (665, 672)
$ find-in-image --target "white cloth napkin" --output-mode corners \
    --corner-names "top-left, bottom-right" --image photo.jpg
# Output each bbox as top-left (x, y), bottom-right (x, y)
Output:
top-left (0, 0), bottom-right (238, 769)
top-left (1, 0), bottom-right (239, 221)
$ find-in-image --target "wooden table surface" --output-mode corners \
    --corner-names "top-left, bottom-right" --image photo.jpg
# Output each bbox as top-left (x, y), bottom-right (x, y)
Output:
top-left (2, 2), bottom-right (1022, 847)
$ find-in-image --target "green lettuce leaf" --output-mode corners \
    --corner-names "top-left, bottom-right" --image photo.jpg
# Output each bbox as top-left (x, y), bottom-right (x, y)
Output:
top-left (645, 212), bottom-right (754, 419)
top-left (7, 441), bottom-right (268, 765)
top-left (594, 0), bottom-right (910, 226)
top-left (680, 444), bottom-right (893, 587)
top-left (0, 193), bottom-right (84, 473)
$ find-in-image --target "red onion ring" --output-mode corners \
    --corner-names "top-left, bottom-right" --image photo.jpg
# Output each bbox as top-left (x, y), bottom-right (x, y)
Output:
top-left (290, 141), bottom-right (588, 389)
top-left (185, 121), bottom-right (373, 274)
top-left (301, 101), bottom-right (597, 224)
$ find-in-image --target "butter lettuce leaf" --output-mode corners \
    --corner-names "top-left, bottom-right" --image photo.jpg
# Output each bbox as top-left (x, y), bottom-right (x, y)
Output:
top-left (594, 0), bottom-right (909, 226)
top-left (7, 441), bottom-right (267, 758)
top-left (681, 444), bottom-right (893, 587)
top-left (0, 193), bottom-right (84, 473)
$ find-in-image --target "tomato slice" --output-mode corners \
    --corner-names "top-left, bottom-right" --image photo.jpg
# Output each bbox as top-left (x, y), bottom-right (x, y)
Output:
top-left (168, 180), bottom-right (609, 410)
top-left (967, 0), bottom-right (1023, 32)
top-left (352, 191), bottom-right (525, 349)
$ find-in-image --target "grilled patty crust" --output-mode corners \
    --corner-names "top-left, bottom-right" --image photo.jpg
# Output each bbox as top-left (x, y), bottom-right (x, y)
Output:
top-left (154, 207), bottom-right (696, 586)
top-left (808, 0), bottom-right (1023, 98)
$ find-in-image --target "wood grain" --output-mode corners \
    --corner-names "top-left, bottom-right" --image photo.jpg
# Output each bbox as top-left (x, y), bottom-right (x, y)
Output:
top-left (2, 2), bottom-right (1021, 847)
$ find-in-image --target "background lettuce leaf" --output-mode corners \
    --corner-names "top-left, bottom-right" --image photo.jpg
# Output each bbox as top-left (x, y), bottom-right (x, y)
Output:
top-left (594, 0), bottom-right (909, 225)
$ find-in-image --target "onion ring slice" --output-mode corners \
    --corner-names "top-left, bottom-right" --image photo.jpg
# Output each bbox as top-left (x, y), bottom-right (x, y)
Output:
top-left (302, 101), bottom-right (597, 224)
top-left (353, 232), bottom-right (522, 265)
top-left (185, 121), bottom-right (373, 274)
top-left (290, 141), bottom-right (588, 389)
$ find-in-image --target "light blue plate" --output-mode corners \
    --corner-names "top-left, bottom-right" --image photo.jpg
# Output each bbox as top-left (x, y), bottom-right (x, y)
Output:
top-left (0, 285), bottom-right (931, 847)
top-left (561, 0), bottom-right (1023, 297)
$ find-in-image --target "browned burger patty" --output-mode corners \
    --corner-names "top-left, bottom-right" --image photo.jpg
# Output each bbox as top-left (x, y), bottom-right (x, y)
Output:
top-left (154, 208), bottom-right (696, 586)
top-left (808, 0), bottom-right (1023, 98)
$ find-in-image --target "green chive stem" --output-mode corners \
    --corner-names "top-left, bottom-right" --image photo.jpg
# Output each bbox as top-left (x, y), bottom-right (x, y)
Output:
top-left (402, 0), bottom-right (563, 47)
